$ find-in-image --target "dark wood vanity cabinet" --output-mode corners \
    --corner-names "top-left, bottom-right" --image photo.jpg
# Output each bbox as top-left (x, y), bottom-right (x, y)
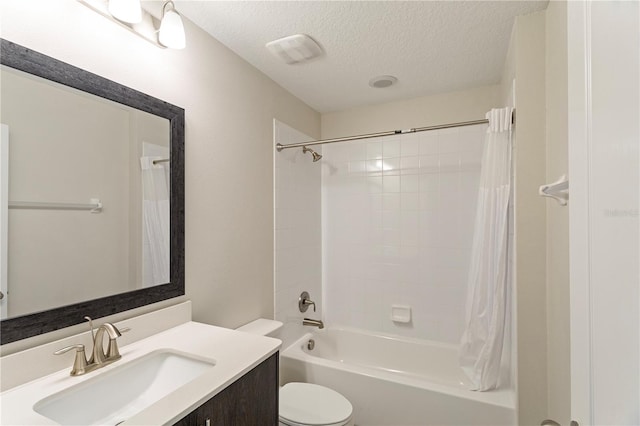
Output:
top-left (174, 352), bottom-right (279, 426)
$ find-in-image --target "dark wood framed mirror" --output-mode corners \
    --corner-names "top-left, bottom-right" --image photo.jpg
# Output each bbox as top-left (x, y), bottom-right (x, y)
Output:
top-left (0, 39), bottom-right (185, 345)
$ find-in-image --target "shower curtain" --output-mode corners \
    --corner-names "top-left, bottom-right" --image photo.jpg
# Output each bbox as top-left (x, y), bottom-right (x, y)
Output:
top-left (140, 143), bottom-right (170, 287)
top-left (459, 107), bottom-right (513, 391)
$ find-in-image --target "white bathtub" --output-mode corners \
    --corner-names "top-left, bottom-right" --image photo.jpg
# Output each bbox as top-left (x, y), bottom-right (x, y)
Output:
top-left (280, 327), bottom-right (515, 426)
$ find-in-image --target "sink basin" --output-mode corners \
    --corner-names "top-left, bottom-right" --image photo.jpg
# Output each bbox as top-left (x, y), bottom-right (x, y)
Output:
top-left (33, 349), bottom-right (215, 425)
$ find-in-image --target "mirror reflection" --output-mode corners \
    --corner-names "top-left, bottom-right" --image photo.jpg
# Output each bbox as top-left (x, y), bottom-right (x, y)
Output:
top-left (1, 65), bottom-right (170, 319)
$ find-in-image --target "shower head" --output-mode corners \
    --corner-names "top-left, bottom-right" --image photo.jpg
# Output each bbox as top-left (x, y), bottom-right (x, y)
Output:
top-left (302, 146), bottom-right (322, 162)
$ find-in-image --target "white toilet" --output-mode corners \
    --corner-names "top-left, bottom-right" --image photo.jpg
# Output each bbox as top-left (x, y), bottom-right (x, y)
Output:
top-left (237, 319), bottom-right (354, 426)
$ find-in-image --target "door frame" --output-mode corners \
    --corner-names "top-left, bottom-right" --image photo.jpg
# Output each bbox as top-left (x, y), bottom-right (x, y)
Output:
top-left (567, 0), bottom-right (591, 420)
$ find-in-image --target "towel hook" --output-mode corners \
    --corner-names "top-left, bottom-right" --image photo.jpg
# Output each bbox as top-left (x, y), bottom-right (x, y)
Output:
top-left (539, 175), bottom-right (569, 206)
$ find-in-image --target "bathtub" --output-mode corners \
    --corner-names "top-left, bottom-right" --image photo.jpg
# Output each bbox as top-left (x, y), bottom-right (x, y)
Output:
top-left (280, 327), bottom-right (515, 426)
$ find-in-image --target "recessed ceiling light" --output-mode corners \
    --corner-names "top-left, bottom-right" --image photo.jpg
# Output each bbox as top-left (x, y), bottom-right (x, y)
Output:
top-left (369, 75), bottom-right (398, 88)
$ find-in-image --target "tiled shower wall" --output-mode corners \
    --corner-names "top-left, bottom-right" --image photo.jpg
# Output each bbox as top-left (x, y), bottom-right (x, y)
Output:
top-left (274, 120), bottom-right (322, 347)
top-left (322, 125), bottom-right (486, 343)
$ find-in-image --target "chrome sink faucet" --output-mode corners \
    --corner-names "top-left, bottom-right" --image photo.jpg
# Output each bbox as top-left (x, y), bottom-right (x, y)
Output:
top-left (54, 316), bottom-right (129, 376)
top-left (90, 321), bottom-right (122, 364)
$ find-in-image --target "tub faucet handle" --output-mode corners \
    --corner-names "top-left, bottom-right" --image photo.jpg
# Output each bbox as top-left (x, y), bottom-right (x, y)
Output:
top-left (304, 299), bottom-right (316, 312)
top-left (299, 291), bottom-right (316, 313)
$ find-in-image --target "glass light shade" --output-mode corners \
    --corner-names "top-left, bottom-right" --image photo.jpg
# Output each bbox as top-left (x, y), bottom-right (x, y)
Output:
top-left (159, 9), bottom-right (186, 50)
top-left (108, 0), bottom-right (142, 24)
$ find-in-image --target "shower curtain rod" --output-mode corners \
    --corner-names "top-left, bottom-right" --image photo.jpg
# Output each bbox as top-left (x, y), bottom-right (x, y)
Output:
top-left (276, 114), bottom-right (515, 152)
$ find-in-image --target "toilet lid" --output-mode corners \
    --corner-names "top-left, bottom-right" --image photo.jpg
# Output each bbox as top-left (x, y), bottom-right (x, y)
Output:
top-left (280, 382), bottom-right (353, 426)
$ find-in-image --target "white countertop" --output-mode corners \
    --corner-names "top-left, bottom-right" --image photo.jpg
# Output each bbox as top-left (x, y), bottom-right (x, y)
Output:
top-left (0, 321), bottom-right (281, 425)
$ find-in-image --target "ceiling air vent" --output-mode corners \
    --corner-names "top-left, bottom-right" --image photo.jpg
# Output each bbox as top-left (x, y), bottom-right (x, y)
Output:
top-left (266, 34), bottom-right (323, 65)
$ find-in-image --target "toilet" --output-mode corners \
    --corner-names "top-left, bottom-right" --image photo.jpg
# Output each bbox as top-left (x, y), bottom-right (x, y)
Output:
top-left (237, 319), bottom-right (354, 426)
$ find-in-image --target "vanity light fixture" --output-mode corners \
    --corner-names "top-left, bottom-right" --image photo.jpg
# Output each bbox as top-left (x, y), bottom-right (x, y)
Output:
top-left (108, 0), bottom-right (142, 24)
top-left (159, 1), bottom-right (186, 50)
top-left (78, 0), bottom-right (186, 50)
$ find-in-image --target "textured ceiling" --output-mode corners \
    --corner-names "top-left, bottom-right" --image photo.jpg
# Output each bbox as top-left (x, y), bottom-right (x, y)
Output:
top-left (175, 1), bottom-right (548, 113)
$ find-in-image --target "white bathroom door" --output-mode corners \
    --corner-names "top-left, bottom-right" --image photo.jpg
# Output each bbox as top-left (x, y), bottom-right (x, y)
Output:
top-left (567, 1), bottom-right (639, 425)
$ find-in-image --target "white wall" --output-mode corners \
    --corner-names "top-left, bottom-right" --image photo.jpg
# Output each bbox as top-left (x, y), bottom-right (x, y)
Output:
top-left (322, 85), bottom-right (500, 139)
top-left (544, 1), bottom-right (570, 423)
top-left (504, 11), bottom-right (548, 425)
top-left (274, 120), bottom-right (322, 348)
top-left (321, 125), bottom-right (485, 343)
top-left (0, 0), bottom-right (319, 348)
top-left (499, 5), bottom-right (575, 423)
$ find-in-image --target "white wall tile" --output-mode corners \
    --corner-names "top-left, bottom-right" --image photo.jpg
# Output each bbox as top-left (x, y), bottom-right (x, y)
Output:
top-left (367, 176), bottom-right (383, 193)
top-left (440, 154), bottom-right (461, 172)
top-left (419, 132), bottom-right (439, 155)
top-left (382, 137), bottom-right (401, 158)
top-left (367, 159), bottom-right (382, 174)
top-left (400, 135), bottom-right (420, 156)
top-left (439, 128), bottom-right (461, 153)
top-left (349, 160), bottom-right (367, 174)
top-left (382, 193), bottom-right (401, 210)
top-left (420, 174), bottom-right (440, 192)
top-left (401, 192), bottom-right (420, 211)
top-left (382, 157), bottom-right (401, 175)
top-left (322, 126), bottom-right (487, 343)
top-left (366, 141), bottom-right (383, 160)
top-left (383, 175), bottom-right (401, 193)
top-left (419, 155), bottom-right (440, 173)
top-left (401, 174), bottom-right (420, 192)
top-left (348, 141), bottom-right (368, 162)
top-left (400, 156), bottom-right (420, 174)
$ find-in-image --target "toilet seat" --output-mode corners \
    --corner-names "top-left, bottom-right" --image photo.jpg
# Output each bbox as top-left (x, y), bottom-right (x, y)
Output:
top-left (279, 382), bottom-right (353, 426)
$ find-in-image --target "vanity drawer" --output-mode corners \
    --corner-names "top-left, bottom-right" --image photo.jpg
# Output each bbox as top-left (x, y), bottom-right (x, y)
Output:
top-left (174, 352), bottom-right (278, 426)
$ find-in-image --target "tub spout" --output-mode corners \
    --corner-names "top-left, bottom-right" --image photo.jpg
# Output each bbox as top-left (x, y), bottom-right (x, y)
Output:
top-left (303, 318), bottom-right (324, 329)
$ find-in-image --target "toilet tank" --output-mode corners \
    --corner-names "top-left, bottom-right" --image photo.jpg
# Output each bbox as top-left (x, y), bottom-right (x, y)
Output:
top-left (237, 319), bottom-right (285, 385)
top-left (236, 319), bottom-right (283, 337)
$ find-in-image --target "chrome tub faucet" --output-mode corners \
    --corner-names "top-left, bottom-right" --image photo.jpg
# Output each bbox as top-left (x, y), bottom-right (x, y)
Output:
top-left (302, 318), bottom-right (324, 329)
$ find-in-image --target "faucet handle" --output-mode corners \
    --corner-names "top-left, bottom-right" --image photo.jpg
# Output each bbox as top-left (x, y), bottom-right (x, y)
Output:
top-left (105, 325), bottom-right (130, 360)
top-left (54, 344), bottom-right (88, 376)
top-left (304, 299), bottom-right (316, 312)
top-left (54, 343), bottom-right (85, 355)
top-left (299, 291), bottom-right (316, 313)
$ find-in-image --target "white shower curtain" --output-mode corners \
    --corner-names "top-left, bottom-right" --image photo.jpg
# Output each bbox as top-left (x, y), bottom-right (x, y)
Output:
top-left (140, 144), bottom-right (170, 288)
top-left (459, 107), bottom-right (513, 391)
